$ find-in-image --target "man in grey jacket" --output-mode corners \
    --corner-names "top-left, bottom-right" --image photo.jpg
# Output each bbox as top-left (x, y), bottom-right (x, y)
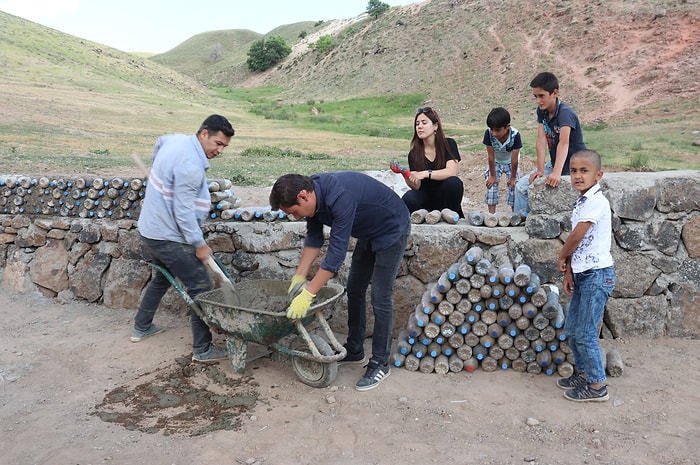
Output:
top-left (131, 114), bottom-right (235, 363)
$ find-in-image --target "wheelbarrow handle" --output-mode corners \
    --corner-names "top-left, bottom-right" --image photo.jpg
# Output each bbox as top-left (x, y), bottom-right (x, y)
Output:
top-left (142, 261), bottom-right (204, 317)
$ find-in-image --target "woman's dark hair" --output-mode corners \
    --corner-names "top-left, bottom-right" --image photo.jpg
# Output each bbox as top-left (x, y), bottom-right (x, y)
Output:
top-left (409, 107), bottom-right (455, 171)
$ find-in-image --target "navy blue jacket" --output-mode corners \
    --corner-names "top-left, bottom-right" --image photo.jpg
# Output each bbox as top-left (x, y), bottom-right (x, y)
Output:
top-left (305, 172), bottom-right (410, 273)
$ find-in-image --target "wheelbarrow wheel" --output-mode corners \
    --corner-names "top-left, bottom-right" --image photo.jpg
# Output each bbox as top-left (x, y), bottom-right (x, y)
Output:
top-left (290, 333), bottom-right (338, 388)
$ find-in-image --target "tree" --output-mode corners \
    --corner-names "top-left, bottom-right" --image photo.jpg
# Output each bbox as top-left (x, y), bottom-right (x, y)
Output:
top-left (246, 36), bottom-right (292, 72)
top-left (208, 43), bottom-right (225, 64)
top-left (366, 0), bottom-right (390, 19)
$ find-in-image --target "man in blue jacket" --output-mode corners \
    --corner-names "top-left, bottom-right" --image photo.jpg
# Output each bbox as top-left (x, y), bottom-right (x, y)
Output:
top-left (269, 172), bottom-right (410, 391)
top-left (132, 114), bottom-right (235, 363)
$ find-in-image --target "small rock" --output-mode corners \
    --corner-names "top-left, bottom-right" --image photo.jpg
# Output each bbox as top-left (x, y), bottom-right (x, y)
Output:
top-left (524, 456), bottom-right (537, 462)
top-left (326, 395), bottom-right (336, 404)
top-left (613, 398), bottom-right (625, 407)
top-left (526, 417), bottom-right (540, 426)
top-left (398, 396), bottom-right (409, 403)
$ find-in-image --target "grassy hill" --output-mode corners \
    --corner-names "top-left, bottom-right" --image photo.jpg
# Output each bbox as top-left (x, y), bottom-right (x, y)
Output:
top-left (0, 1), bottom-right (698, 185)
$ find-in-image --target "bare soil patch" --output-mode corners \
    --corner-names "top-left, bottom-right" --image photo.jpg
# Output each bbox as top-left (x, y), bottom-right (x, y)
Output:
top-left (2, 276), bottom-right (699, 464)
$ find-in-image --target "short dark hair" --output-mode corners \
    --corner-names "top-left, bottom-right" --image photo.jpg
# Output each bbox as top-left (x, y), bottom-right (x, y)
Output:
top-left (269, 174), bottom-right (315, 209)
top-left (198, 114), bottom-right (235, 137)
top-left (486, 107), bottom-right (511, 129)
top-left (571, 149), bottom-right (602, 170)
top-left (530, 72), bottom-right (559, 94)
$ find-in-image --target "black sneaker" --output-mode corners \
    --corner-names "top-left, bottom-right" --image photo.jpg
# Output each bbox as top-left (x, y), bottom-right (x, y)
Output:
top-left (338, 344), bottom-right (367, 366)
top-left (557, 372), bottom-right (587, 390)
top-left (564, 384), bottom-right (609, 402)
top-left (355, 360), bottom-right (391, 391)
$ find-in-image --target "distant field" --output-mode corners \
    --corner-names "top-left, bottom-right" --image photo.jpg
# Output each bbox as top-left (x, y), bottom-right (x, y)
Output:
top-left (1, 86), bottom-right (698, 186)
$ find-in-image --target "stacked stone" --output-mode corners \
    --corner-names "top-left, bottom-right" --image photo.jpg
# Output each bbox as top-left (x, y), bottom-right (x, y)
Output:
top-left (390, 246), bottom-right (575, 377)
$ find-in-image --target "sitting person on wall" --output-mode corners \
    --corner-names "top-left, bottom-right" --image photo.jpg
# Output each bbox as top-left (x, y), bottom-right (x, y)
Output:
top-left (400, 107), bottom-right (465, 218)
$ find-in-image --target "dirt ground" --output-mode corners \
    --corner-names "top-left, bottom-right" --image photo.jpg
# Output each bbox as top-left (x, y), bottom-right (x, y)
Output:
top-left (1, 284), bottom-right (699, 465)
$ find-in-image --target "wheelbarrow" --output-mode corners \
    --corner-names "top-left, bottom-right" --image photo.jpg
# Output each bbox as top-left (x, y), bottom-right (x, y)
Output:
top-left (146, 259), bottom-right (347, 388)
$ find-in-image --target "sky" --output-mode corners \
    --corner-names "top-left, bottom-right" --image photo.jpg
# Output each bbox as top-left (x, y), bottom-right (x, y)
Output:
top-left (0, 0), bottom-right (417, 54)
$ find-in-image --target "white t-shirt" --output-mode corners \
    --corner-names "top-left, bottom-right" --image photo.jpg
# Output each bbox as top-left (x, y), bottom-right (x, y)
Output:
top-left (571, 184), bottom-right (614, 274)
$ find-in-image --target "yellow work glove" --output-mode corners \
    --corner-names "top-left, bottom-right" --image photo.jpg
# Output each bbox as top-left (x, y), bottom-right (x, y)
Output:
top-left (286, 288), bottom-right (316, 319)
top-left (287, 274), bottom-right (307, 300)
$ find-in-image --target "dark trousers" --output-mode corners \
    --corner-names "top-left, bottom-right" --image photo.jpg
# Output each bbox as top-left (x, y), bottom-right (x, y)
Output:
top-left (402, 176), bottom-right (465, 218)
top-left (344, 224), bottom-right (410, 366)
top-left (134, 235), bottom-right (213, 353)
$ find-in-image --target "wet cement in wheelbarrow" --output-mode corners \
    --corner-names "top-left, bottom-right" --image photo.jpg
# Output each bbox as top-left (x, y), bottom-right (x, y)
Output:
top-left (94, 356), bottom-right (260, 436)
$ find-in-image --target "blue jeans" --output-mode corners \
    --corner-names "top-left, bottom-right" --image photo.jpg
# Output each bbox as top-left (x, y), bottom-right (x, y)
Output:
top-left (513, 162), bottom-right (553, 215)
top-left (344, 223), bottom-right (410, 366)
top-left (564, 266), bottom-right (616, 384)
top-left (135, 236), bottom-right (214, 354)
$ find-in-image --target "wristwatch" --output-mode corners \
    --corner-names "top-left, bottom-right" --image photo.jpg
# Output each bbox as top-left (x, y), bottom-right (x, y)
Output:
top-left (428, 170), bottom-right (432, 179)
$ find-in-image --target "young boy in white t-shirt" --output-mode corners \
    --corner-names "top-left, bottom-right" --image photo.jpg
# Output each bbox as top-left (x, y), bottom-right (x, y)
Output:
top-left (556, 149), bottom-right (616, 402)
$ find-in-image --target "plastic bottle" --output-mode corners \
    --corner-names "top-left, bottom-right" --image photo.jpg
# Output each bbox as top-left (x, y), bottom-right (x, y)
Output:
top-left (542, 286), bottom-right (563, 319)
top-left (440, 322), bottom-right (456, 338)
top-left (474, 257), bottom-right (498, 277)
top-left (464, 246), bottom-right (484, 264)
top-left (524, 273), bottom-right (541, 295)
top-left (463, 332), bottom-right (480, 348)
top-left (531, 338), bottom-right (546, 353)
top-left (496, 311), bottom-right (511, 328)
top-left (479, 334), bottom-right (495, 349)
top-left (537, 350), bottom-right (552, 368)
top-left (522, 302), bottom-right (538, 318)
top-left (448, 354), bottom-right (464, 373)
top-left (447, 262), bottom-right (461, 282)
top-left (404, 354), bottom-right (420, 372)
top-left (437, 272), bottom-right (452, 293)
top-left (411, 342), bottom-right (427, 359)
top-left (491, 283), bottom-right (505, 299)
top-left (406, 313), bottom-right (422, 338)
top-left (458, 261), bottom-right (474, 279)
top-left (497, 333), bottom-right (514, 350)
top-left (423, 322), bottom-right (441, 339)
top-left (414, 307), bottom-right (430, 328)
top-left (419, 355), bottom-right (435, 373)
top-left (429, 311), bottom-right (445, 325)
top-left (472, 344), bottom-right (488, 361)
top-left (532, 312), bottom-right (549, 330)
top-left (390, 352), bottom-right (406, 367)
top-left (514, 263), bottom-right (532, 287)
top-left (434, 354), bottom-right (450, 374)
top-left (498, 264), bottom-right (515, 285)
top-left (488, 323), bottom-right (504, 339)
top-left (464, 357), bottom-right (479, 373)
top-left (481, 356), bottom-right (498, 372)
top-left (396, 331), bottom-right (412, 356)
top-left (456, 345), bottom-right (473, 361)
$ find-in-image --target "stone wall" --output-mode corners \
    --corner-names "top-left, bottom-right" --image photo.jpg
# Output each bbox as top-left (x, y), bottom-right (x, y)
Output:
top-left (1, 171), bottom-right (698, 339)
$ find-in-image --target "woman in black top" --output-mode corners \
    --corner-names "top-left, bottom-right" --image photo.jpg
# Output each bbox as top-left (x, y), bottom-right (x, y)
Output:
top-left (400, 107), bottom-right (465, 218)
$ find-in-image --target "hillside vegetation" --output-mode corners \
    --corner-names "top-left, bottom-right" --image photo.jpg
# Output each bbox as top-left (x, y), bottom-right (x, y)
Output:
top-left (0, 0), bottom-right (698, 185)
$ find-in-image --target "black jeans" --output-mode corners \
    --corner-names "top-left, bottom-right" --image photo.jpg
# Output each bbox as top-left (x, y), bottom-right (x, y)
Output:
top-left (345, 223), bottom-right (410, 366)
top-left (135, 235), bottom-right (213, 354)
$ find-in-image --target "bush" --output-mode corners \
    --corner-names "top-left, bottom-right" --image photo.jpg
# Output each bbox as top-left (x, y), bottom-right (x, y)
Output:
top-left (312, 35), bottom-right (335, 55)
top-left (246, 36), bottom-right (292, 72)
